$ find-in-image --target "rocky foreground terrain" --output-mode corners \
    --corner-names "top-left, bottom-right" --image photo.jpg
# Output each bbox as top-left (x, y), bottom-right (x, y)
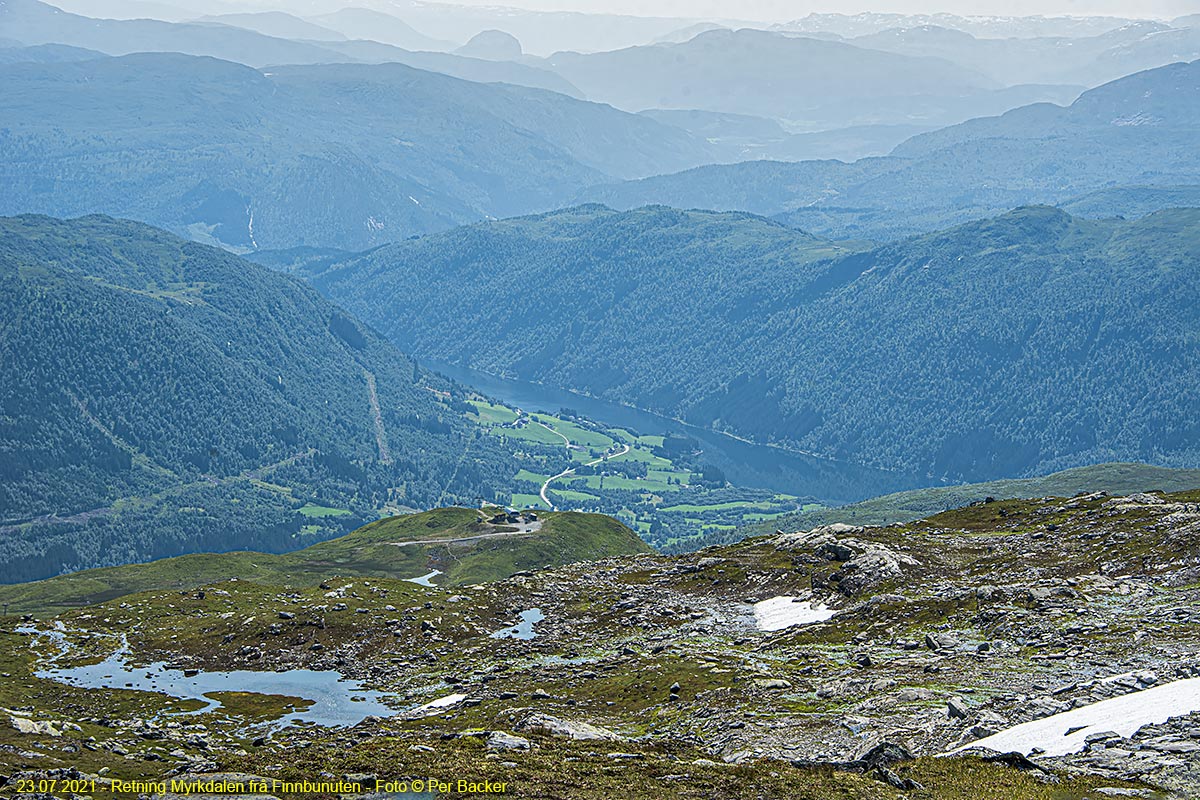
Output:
top-left (3, 489), bottom-right (1200, 798)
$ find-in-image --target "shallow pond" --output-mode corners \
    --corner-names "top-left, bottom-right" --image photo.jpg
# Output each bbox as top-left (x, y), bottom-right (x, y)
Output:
top-left (491, 608), bottom-right (544, 640)
top-left (23, 627), bottom-right (398, 727)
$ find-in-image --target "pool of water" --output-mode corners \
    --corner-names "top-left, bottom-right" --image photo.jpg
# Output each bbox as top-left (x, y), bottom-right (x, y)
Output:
top-left (490, 608), bottom-right (544, 640)
top-left (23, 627), bottom-right (399, 728)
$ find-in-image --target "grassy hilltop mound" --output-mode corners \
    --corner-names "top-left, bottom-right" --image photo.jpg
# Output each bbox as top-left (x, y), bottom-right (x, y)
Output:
top-left (0, 508), bottom-right (649, 614)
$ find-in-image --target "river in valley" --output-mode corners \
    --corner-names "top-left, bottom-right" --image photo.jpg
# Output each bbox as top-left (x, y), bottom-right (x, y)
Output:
top-left (427, 360), bottom-right (934, 506)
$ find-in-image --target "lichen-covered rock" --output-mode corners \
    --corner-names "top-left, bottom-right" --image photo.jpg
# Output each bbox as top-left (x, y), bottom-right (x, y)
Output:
top-left (517, 714), bottom-right (621, 741)
top-left (9, 716), bottom-right (60, 736)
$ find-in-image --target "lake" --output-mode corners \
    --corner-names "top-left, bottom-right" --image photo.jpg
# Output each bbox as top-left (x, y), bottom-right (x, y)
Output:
top-left (23, 627), bottom-right (399, 728)
top-left (427, 360), bottom-right (931, 506)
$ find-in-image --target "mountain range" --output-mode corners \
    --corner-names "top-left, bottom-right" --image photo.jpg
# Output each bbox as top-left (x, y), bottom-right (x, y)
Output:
top-left (8, 1), bottom-right (1199, 140)
top-left (846, 21), bottom-right (1200, 86)
top-left (580, 59), bottom-right (1200, 241)
top-left (0, 51), bottom-right (715, 250)
top-left (194, 11), bottom-right (354, 44)
top-left (775, 12), bottom-right (1157, 39)
top-left (0, 0), bottom-right (350, 66)
top-left (0, 0), bottom-right (582, 94)
top-left (538, 28), bottom-right (1084, 131)
top-left (18, 1), bottom-right (1191, 145)
top-left (3, 4), bottom-right (1200, 796)
top-left (307, 204), bottom-right (1200, 484)
top-left (8, 3), bottom-right (1197, 253)
top-left (24, 0), bottom-right (713, 55)
top-left (305, 8), bottom-right (455, 51)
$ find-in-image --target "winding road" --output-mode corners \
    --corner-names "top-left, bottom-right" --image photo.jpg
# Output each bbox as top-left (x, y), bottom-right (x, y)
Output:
top-left (534, 420), bottom-right (573, 448)
top-left (539, 443), bottom-right (632, 511)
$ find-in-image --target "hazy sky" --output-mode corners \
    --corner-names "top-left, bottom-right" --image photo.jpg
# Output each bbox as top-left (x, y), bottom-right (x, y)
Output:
top-left (424, 0), bottom-right (1200, 21)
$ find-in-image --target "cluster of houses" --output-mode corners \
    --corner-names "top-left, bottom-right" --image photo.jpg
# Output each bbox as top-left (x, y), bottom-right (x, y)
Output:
top-left (487, 509), bottom-right (539, 526)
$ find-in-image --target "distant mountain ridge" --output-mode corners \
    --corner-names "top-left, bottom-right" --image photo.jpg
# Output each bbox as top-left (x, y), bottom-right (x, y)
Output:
top-left (309, 204), bottom-right (1200, 484)
top-left (773, 12), bottom-right (1150, 39)
top-left (303, 39), bottom-right (581, 95)
top-left (0, 51), bottom-right (716, 250)
top-left (0, 0), bottom-right (581, 94)
top-left (0, 0), bottom-right (351, 66)
top-left (578, 59), bottom-right (1200, 241)
top-left (194, 11), bottom-right (349, 43)
top-left (0, 41), bottom-right (103, 62)
top-left (538, 28), bottom-right (1083, 131)
top-left (895, 59), bottom-right (1200, 156)
top-left (307, 8), bottom-right (455, 52)
top-left (848, 21), bottom-right (1200, 86)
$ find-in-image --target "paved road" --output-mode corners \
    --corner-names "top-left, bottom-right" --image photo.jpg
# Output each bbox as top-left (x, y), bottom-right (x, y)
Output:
top-left (388, 522), bottom-right (542, 548)
top-left (539, 443), bottom-right (632, 510)
top-left (535, 420), bottom-right (571, 447)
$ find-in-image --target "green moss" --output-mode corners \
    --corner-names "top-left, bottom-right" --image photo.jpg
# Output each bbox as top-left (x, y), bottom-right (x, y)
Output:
top-left (203, 690), bottom-right (314, 720)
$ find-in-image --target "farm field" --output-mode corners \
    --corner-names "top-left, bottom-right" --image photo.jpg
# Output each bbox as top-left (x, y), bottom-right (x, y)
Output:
top-left (467, 398), bottom-right (810, 549)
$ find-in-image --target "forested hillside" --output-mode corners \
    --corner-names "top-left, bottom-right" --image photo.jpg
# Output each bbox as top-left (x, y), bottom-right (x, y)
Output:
top-left (0, 215), bottom-right (517, 582)
top-left (312, 204), bottom-right (1200, 484)
top-left (313, 204), bottom-right (864, 399)
top-left (578, 59), bottom-right (1200, 241)
top-left (0, 52), bottom-right (716, 251)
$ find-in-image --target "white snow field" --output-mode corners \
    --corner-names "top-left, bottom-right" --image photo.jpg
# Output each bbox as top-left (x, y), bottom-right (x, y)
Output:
top-left (949, 677), bottom-right (1200, 757)
top-left (753, 596), bottom-right (837, 631)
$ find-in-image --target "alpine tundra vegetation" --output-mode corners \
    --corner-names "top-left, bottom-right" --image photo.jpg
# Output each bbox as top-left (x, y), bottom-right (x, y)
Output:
top-left (1, 2), bottom-right (1200, 798)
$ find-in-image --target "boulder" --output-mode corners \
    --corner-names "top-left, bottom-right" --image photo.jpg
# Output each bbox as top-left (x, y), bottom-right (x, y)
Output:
top-left (859, 741), bottom-right (914, 768)
top-left (816, 542), bottom-right (856, 562)
top-left (925, 632), bottom-right (958, 651)
top-left (947, 697), bottom-right (970, 720)
top-left (834, 548), bottom-right (919, 596)
top-left (10, 717), bottom-right (60, 736)
top-left (486, 731), bottom-right (531, 750)
top-left (517, 713), bottom-right (620, 741)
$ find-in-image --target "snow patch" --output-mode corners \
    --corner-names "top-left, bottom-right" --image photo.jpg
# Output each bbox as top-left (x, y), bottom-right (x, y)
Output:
top-left (753, 596), bottom-right (836, 631)
top-left (417, 693), bottom-right (467, 713)
top-left (405, 569), bottom-right (442, 587)
top-left (949, 677), bottom-right (1200, 757)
